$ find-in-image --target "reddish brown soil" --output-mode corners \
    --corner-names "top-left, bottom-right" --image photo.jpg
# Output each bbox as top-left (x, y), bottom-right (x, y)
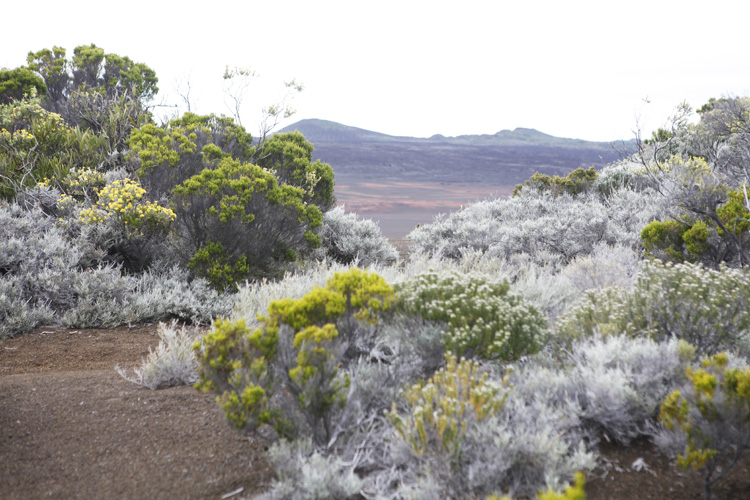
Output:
top-left (0, 325), bottom-right (272, 500)
top-left (1, 325), bottom-right (749, 500)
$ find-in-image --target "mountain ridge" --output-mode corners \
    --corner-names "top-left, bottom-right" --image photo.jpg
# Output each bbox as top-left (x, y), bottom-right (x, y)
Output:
top-left (278, 118), bottom-right (630, 151)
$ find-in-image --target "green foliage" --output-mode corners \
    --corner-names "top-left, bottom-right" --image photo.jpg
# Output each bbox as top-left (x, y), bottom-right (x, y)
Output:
top-left (0, 67), bottom-right (47, 104)
top-left (170, 156), bottom-right (322, 288)
top-left (388, 352), bottom-right (509, 469)
top-left (513, 166), bottom-right (598, 197)
top-left (486, 472), bottom-right (587, 500)
top-left (188, 242), bottom-right (249, 294)
top-left (27, 44), bottom-right (158, 110)
top-left (25, 46), bottom-right (68, 106)
top-left (128, 112), bottom-right (255, 196)
top-left (257, 131), bottom-right (336, 210)
top-left (194, 269), bottom-right (394, 445)
top-left (0, 95), bottom-right (107, 199)
top-left (396, 271), bottom-right (547, 361)
top-left (659, 352), bottom-right (750, 499)
top-left (557, 260), bottom-right (750, 356)
top-left (639, 155), bottom-right (750, 267)
top-left (642, 187), bottom-right (750, 266)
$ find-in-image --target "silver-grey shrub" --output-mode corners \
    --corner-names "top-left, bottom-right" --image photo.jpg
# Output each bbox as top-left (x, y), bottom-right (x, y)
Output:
top-left (254, 439), bottom-right (363, 500)
top-left (125, 263), bottom-right (232, 325)
top-left (0, 201), bottom-right (229, 337)
top-left (407, 162), bottom-right (665, 269)
top-left (383, 364), bottom-right (594, 500)
top-left (116, 320), bottom-right (203, 389)
top-left (317, 206), bottom-right (398, 267)
top-left (514, 335), bottom-right (684, 445)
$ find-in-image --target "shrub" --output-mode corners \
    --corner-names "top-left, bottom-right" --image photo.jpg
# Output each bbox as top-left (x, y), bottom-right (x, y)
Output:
top-left (258, 131), bottom-right (336, 211)
top-left (254, 439), bottom-right (363, 500)
top-left (0, 200), bottom-right (229, 336)
top-left (116, 320), bottom-right (203, 389)
top-left (556, 260), bottom-right (750, 356)
top-left (642, 187), bottom-right (750, 268)
top-left (657, 352), bottom-right (750, 499)
top-left (513, 166), bottom-right (598, 197)
top-left (0, 95), bottom-right (107, 199)
top-left (408, 188), bottom-right (658, 266)
top-left (317, 206), bottom-right (398, 266)
top-left (170, 157), bottom-right (323, 290)
top-left (396, 270), bottom-right (547, 361)
top-left (510, 336), bottom-right (685, 448)
top-left (128, 115), bottom-right (335, 210)
top-left (77, 177), bottom-right (175, 271)
top-left (193, 268), bottom-right (395, 445)
top-left (558, 243), bottom-right (642, 294)
top-left (124, 263), bottom-right (232, 325)
top-left (388, 352), bottom-right (510, 470)
top-left (390, 373), bottom-right (594, 500)
top-left (127, 112), bottom-right (255, 197)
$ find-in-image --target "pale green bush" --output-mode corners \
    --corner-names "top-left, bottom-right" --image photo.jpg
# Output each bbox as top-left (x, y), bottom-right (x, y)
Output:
top-left (396, 270), bottom-right (547, 361)
top-left (556, 260), bottom-right (750, 356)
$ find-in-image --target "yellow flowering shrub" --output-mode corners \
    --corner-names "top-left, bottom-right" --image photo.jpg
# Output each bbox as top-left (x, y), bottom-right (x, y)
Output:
top-left (659, 352), bottom-right (750, 498)
top-left (79, 178), bottom-right (175, 237)
top-left (195, 269), bottom-right (394, 444)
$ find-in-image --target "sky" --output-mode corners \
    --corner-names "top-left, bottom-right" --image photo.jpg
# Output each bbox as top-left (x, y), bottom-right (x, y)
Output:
top-left (2, 0), bottom-right (750, 142)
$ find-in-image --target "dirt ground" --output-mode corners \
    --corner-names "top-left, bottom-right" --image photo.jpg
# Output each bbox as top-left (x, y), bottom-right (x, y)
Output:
top-left (2, 325), bottom-right (750, 500)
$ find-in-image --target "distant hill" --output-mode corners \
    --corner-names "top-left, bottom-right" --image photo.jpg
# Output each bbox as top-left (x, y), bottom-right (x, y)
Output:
top-left (275, 119), bottom-right (635, 237)
top-left (279, 118), bottom-right (628, 151)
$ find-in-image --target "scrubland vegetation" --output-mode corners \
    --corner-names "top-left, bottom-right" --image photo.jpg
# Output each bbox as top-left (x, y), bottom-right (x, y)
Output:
top-left (3, 45), bottom-right (750, 499)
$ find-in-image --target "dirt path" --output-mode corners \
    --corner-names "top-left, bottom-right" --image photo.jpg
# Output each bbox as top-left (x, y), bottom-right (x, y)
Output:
top-left (0, 326), bottom-right (270, 500)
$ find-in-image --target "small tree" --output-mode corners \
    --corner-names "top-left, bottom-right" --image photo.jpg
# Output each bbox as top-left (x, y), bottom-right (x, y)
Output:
top-left (27, 44), bottom-right (158, 116)
top-left (640, 156), bottom-right (750, 267)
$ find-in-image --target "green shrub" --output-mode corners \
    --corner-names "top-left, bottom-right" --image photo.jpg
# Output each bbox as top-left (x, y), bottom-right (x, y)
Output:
top-left (194, 268), bottom-right (395, 445)
top-left (396, 271), bottom-right (547, 361)
top-left (257, 131), bottom-right (336, 211)
top-left (640, 155), bottom-right (750, 268)
top-left (641, 188), bottom-right (750, 267)
top-left (171, 157), bottom-right (323, 289)
top-left (513, 166), bottom-right (598, 197)
top-left (556, 260), bottom-right (750, 356)
top-left (659, 352), bottom-right (750, 499)
top-left (0, 95), bottom-right (107, 199)
top-left (127, 112), bottom-right (255, 197)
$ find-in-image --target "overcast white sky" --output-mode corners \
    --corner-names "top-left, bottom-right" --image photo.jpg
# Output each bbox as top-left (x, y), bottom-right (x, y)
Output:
top-left (2, 0), bottom-right (750, 142)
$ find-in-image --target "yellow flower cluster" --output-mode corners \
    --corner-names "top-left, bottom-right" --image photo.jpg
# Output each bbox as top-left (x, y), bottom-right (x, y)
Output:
top-left (0, 128), bottom-right (36, 143)
top-left (56, 193), bottom-right (76, 209)
top-left (79, 178), bottom-right (176, 236)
